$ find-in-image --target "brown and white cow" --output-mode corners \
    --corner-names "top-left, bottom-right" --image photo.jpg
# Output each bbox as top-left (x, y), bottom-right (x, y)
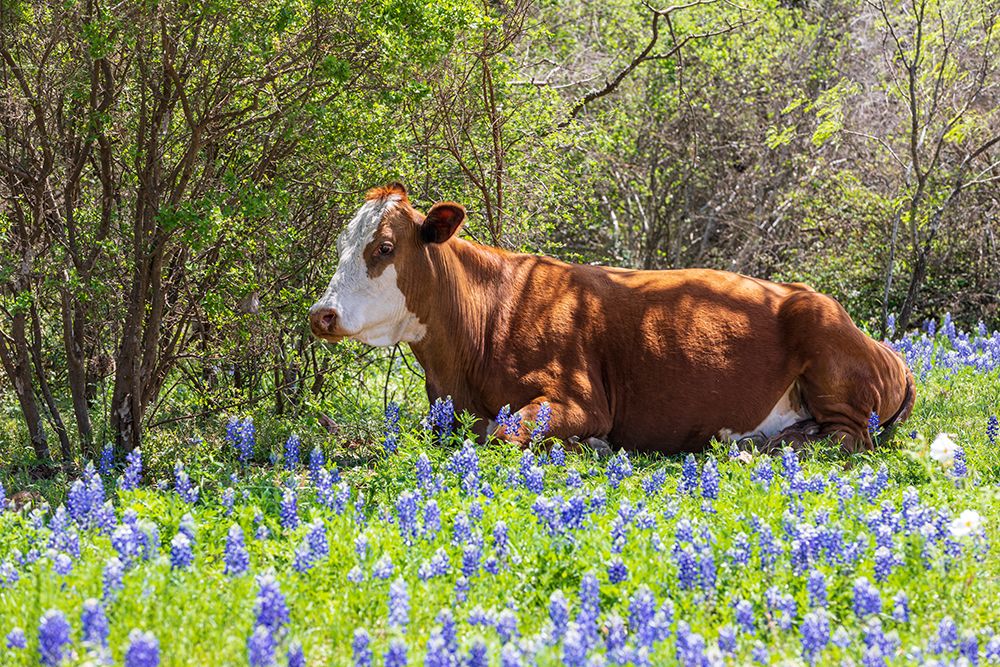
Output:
top-left (309, 183), bottom-right (915, 454)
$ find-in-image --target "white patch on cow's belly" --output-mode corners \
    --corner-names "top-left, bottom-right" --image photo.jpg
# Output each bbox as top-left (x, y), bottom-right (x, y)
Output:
top-left (717, 383), bottom-right (810, 441)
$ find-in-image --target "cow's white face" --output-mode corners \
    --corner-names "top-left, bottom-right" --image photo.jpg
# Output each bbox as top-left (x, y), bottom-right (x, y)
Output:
top-left (309, 195), bottom-right (426, 347)
top-left (310, 185), bottom-right (467, 347)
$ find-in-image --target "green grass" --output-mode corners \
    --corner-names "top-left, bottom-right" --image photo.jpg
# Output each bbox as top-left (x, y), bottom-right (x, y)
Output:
top-left (0, 362), bottom-right (999, 666)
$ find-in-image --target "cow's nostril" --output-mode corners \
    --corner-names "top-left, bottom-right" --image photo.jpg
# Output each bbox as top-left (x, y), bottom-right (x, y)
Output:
top-left (310, 307), bottom-right (339, 336)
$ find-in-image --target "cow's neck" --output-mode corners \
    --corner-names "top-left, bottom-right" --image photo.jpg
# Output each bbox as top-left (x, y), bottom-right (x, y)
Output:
top-left (406, 238), bottom-right (507, 414)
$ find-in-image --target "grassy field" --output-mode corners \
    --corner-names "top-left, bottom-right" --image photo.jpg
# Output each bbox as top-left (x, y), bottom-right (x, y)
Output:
top-left (1, 323), bottom-right (999, 666)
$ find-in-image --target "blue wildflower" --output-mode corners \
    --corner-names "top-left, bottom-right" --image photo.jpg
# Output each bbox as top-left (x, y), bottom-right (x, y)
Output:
top-left (607, 557), bottom-right (628, 584)
top-left (384, 402), bottom-right (401, 453)
top-left (352, 629), bottom-right (372, 667)
top-left (988, 415), bottom-right (998, 445)
top-left (309, 447), bottom-right (325, 484)
top-left (283, 434), bottom-right (301, 471)
top-left (6, 627), bottom-right (26, 649)
top-left (423, 499), bottom-right (441, 539)
top-left (852, 577), bottom-right (882, 617)
top-left (396, 491), bottom-right (420, 544)
top-left (373, 555), bottom-right (394, 580)
top-left (222, 488), bottom-right (236, 517)
top-left (38, 610), bottom-right (72, 666)
top-left (531, 402), bottom-right (552, 442)
top-left (718, 624), bottom-right (737, 654)
top-left (98, 444), bottom-right (114, 478)
top-left (224, 525), bottom-right (250, 576)
top-left (680, 454), bottom-right (699, 494)
top-left (800, 611), bottom-right (830, 664)
top-left (867, 412), bottom-right (881, 438)
top-left (807, 570), bottom-right (827, 608)
top-left (701, 458), bottom-right (720, 499)
top-left (173, 462), bottom-right (198, 504)
top-left (171, 532), bottom-right (193, 570)
top-left (734, 599), bottom-right (755, 633)
top-left (549, 590), bottom-right (569, 640)
top-left (287, 642), bottom-right (305, 667)
top-left (122, 448), bottom-right (143, 490)
top-left (495, 405), bottom-right (522, 439)
top-left (255, 575), bottom-right (290, 632)
top-left (102, 557), bottom-right (124, 600)
top-left (607, 451), bottom-right (633, 489)
top-left (385, 639), bottom-right (408, 667)
top-left (388, 578), bottom-right (409, 631)
top-left (428, 396), bottom-right (454, 438)
top-left (892, 592), bottom-right (910, 623)
top-left (280, 488), bottom-right (299, 531)
top-left (496, 609), bottom-right (519, 643)
top-left (81, 599), bottom-right (109, 647)
top-left (125, 630), bottom-right (159, 667)
top-left (247, 625), bottom-right (276, 667)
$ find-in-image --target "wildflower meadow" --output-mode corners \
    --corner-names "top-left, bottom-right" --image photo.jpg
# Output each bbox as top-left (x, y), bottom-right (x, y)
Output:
top-left (1, 317), bottom-right (999, 666)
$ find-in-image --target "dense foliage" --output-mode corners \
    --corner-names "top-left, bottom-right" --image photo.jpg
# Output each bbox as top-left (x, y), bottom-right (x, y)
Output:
top-left (2, 0), bottom-right (999, 459)
top-left (0, 323), bottom-right (999, 666)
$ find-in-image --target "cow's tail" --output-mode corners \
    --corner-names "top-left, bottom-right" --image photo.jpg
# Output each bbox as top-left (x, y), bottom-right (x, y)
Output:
top-left (879, 341), bottom-right (916, 433)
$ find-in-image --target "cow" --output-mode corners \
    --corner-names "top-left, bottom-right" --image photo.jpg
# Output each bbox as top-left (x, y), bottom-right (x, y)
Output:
top-left (309, 183), bottom-right (915, 454)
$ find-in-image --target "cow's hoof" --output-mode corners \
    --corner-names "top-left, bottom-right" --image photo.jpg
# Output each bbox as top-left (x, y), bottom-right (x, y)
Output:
top-left (585, 437), bottom-right (613, 459)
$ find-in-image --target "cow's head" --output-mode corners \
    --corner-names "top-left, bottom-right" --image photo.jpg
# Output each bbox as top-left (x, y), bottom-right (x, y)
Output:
top-left (309, 183), bottom-right (465, 346)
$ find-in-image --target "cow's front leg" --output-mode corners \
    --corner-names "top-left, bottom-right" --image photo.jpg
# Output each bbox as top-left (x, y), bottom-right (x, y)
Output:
top-left (490, 397), bottom-right (611, 450)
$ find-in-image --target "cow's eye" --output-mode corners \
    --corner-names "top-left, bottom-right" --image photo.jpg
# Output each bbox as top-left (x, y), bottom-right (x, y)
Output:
top-left (377, 242), bottom-right (394, 257)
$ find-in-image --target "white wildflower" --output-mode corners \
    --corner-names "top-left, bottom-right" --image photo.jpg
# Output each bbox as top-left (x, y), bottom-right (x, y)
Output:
top-left (929, 433), bottom-right (958, 467)
top-left (949, 510), bottom-right (983, 538)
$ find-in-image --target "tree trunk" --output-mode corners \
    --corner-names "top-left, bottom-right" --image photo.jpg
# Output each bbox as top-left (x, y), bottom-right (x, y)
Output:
top-left (61, 288), bottom-right (93, 453)
top-left (0, 312), bottom-right (50, 460)
top-left (28, 299), bottom-right (72, 463)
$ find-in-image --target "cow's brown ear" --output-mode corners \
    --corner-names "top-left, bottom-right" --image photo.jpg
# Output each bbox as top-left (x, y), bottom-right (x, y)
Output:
top-left (420, 202), bottom-right (466, 244)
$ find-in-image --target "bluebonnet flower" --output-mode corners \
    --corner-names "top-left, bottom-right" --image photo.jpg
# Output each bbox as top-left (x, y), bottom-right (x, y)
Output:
top-left (953, 446), bottom-right (968, 478)
top-left (222, 488), bottom-right (236, 517)
top-left (452, 512), bottom-right (473, 545)
top-left (495, 405), bottom-right (522, 438)
top-left (122, 448), bottom-right (143, 490)
top-left (428, 396), bottom-right (454, 438)
top-left (423, 499), bottom-right (441, 539)
top-left (52, 553), bottom-right (73, 576)
top-left (852, 577), bottom-right (882, 617)
top-left (607, 557), bottom-right (628, 584)
top-left (237, 417), bottom-right (256, 463)
top-left (566, 469), bottom-right (583, 488)
top-left (103, 556), bottom-right (124, 599)
top-left (874, 546), bottom-right (897, 582)
top-left (388, 578), bottom-right (409, 630)
top-left (807, 570), bottom-right (827, 607)
top-left (988, 415), bottom-right (999, 445)
top-left (0, 560), bottom-right (18, 588)
top-left (170, 532), bottom-right (193, 570)
top-left (255, 575), bottom-right (290, 632)
top-left (351, 628), bottom-right (372, 667)
top-left (680, 454), bottom-right (699, 494)
top-left (642, 470), bottom-right (667, 496)
top-left (734, 599), bottom-right (754, 633)
top-left (930, 617), bottom-right (958, 654)
top-left (424, 629), bottom-right (452, 667)
top-left (0, 480), bottom-right (5, 512)
top-left (496, 609), bottom-right (519, 643)
top-left (415, 454), bottom-right (436, 495)
top-left (125, 630), bottom-right (159, 667)
top-left (173, 462), bottom-right (199, 504)
top-left (675, 622), bottom-right (708, 666)
top-left (751, 641), bottom-right (769, 664)
top-left (454, 576), bottom-right (469, 603)
top-left (385, 639), bottom-right (407, 667)
top-left (524, 466), bottom-right (544, 494)
top-left (718, 624), bottom-right (737, 654)
top-left (562, 624), bottom-right (588, 666)
top-left (867, 412), bottom-right (881, 438)
top-left (81, 599), bottom-right (109, 646)
top-left (6, 627), bottom-right (26, 649)
top-left (383, 402), bottom-right (401, 453)
top-left (886, 314), bottom-right (896, 337)
top-left (224, 525), bottom-right (250, 576)
top-left (306, 520), bottom-right (328, 562)
top-left (550, 441), bottom-right (566, 466)
top-left (960, 632), bottom-right (979, 663)
top-left (309, 447), bottom-right (325, 485)
top-left (280, 488), bottom-right (299, 531)
top-left (98, 444), bottom-right (114, 478)
top-left (629, 586), bottom-right (657, 646)
top-left (701, 458), bottom-right (720, 499)
top-left (549, 590), bottom-right (570, 640)
top-left (892, 592), bottom-right (910, 623)
top-left (800, 611), bottom-right (830, 664)
top-left (530, 402), bottom-right (552, 442)
top-left (283, 434), bottom-right (301, 471)
top-left (396, 491), bottom-right (420, 544)
top-left (373, 555), bottom-right (394, 579)
top-left (287, 642), bottom-right (305, 667)
top-left (247, 625), bottom-right (276, 667)
top-left (347, 566), bottom-right (364, 584)
top-left (493, 521), bottom-right (509, 559)
top-left (751, 460), bottom-right (773, 489)
top-left (38, 610), bottom-right (72, 666)
top-left (462, 543), bottom-right (481, 578)
top-left (607, 451), bottom-right (633, 489)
